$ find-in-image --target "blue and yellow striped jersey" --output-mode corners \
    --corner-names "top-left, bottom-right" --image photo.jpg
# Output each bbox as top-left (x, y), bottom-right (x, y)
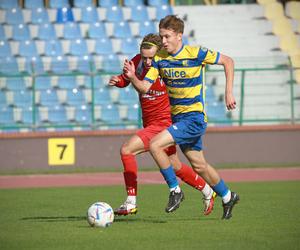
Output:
top-left (144, 45), bottom-right (220, 116)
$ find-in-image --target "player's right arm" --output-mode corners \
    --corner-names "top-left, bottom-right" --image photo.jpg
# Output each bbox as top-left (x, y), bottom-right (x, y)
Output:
top-left (108, 74), bottom-right (130, 88)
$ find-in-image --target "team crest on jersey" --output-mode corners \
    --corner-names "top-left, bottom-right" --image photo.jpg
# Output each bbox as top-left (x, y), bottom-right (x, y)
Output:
top-left (182, 60), bottom-right (188, 66)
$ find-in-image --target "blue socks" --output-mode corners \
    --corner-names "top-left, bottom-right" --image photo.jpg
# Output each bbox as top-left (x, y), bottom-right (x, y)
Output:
top-left (160, 166), bottom-right (179, 189)
top-left (213, 179), bottom-right (229, 198)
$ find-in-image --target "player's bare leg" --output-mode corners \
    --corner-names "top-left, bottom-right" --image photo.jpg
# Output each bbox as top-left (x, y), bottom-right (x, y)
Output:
top-left (184, 150), bottom-right (239, 219)
top-left (169, 153), bottom-right (216, 215)
top-left (150, 130), bottom-right (184, 213)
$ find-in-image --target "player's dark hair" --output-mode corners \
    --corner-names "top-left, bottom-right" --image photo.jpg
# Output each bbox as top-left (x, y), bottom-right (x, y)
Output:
top-left (159, 15), bottom-right (184, 34)
top-left (140, 33), bottom-right (162, 51)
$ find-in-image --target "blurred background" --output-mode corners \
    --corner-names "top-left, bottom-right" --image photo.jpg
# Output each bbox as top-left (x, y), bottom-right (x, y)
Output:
top-left (0, 0), bottom-right (299, 171)
top-left (0, 0), bottom-right (299, 132)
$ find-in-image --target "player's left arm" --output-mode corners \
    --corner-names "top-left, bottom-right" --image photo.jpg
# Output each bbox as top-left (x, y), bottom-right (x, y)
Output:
top-left (217, 53), bottom-right (236, 110)
top-left (123, 59), bottom-right (152, 94)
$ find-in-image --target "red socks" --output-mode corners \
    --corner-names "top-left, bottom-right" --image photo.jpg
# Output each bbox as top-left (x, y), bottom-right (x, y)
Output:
top-left (121, 154), bottom-right (138, 196)
top-left (175, 163), bottom-right (206, 191)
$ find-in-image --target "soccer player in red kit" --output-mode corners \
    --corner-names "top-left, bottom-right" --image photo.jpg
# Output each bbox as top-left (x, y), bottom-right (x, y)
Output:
top-left (109, 34), bottom-right (216, 215)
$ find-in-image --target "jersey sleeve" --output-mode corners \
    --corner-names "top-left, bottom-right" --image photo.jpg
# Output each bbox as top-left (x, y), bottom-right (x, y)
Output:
top-left (144, 57), bottom-right (159, 84)
top-left (114, 74), bottom-right (130, 88)
top-left (197, 46), bottom-right (220, 65)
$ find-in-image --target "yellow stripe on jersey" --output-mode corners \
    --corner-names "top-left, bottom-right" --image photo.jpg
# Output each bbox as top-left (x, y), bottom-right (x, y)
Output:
top-left (171, 103), bottom-right (204, 115)
top-left (167, 85), bottom-right (202, 99)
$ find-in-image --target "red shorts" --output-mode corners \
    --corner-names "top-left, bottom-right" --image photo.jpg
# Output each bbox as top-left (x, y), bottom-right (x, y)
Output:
top-left (136, 125), bottom-right (176, 156)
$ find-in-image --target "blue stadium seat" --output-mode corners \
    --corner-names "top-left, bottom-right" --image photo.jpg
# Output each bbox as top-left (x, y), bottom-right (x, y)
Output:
top-left (74, 55), bottom-right (92, 73)
top-left (56, 7), bottom-right (74, 23)
top-left (0, 40), bottom-right (12, 57)
top-left (105, 6), bottom-right (124, 23)
top-left (35, 76), bottom-right (53, 90)
top-left (94, 87), bottom-right (111, 105)
top-left (69, 39), bottom-right (88, 56)
top-left (88, 22), bottom-right (107, 39)
top-left (25, 0), bottom-right (44, 9)
top-left (126, 104), bottom-right (140, 122)
top-left (63, 22), bottom-right (82, 39)
top-left (139, 21), bottom-right (156, 37)
top-left (0, 57), bottom-right (19, 74)
top-left (120, 38), bottom-right (139, 56)
top-left (30, 57), bottom-right (44, 74)
top-left (207, 102), bottom-right (229, 122)
top-left (93, 75), bottom-right (105, 88)
top-left (12, 24), bottom-right (31, 41)
top-left (44, 39), bottom-right (63, 57)
top-left (0, 0), bottom-right (19, 9)
top-left (48, 104), bottom-right (68, 123)
top-left (30, 8), bottom-right (49, 24)
top-left (148, 0), bottom-right (168, 6)
top-left (66, 88), bottom-right (86, 106)
top-left (155, 5), bottom-right (173, 20)
top-left (18, 40), bottom-right (38, 58)
top-left (0, 107), bottom-right (14, 124)
top-left (74, 0), bottom-right (94, 7)
top-left (113, 21), bottom-right (132, 39)
top-left (5, 8), bottom-right (24, 24)
top-left (124, 0), bottom-right (145, 7)
top-left (76, 75), bottom-right (92, 88)
top-left (50, 56), bottom-right (70, 73)
top-left (0, 26), bottom-right (5, 40)
top-left (49, 0), bottom-right (69, 8)
top-left (40, 89), bottom-right (59, 106)
top-left (119, 87), bottom-right (139, 105)
top-left (100, 104), bottom-right (120, 124)
top-left (57, 76), bottom-right (77, 89)
top-left (21, 106), bottom-right (33, 124)
top-left (75, 105), bottom-right (92, 124)
top-left (0, 91), bottom-right (7, 107)
top-left (101, 54), bottom-right (121, 73)
top-left (38, 23), bottom-right (56, 40)
top-left (94, 38), bottom-right (113, 55)
top-left (13, 90), bottom-right (32, 108)
top-left (130, 5), bottom-right (149, 22)
top-left (6, 78), bottom-right (27, 91)
top-left (99, 0), bottom-right (118, 7)
top-left (81, 6), bottom-right (99, 23)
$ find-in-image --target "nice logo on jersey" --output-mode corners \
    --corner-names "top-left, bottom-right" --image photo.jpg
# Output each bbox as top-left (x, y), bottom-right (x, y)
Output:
top-left (163, 69), bottom-right (186, 78)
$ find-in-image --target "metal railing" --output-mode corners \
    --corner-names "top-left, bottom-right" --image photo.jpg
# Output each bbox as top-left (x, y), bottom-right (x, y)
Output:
top-left (0, 63), bottom-right (299, 132)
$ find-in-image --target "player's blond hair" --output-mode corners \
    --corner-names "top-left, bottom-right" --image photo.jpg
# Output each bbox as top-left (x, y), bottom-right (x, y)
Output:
top-left (140, 34), bottom-right (162, 51)
top-left (159, 15), bottom-right (184, 34)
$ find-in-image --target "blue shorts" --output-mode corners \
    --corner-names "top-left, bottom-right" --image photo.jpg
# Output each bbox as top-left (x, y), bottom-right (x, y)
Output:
top-left (167, 112), bottom-right (207, 152)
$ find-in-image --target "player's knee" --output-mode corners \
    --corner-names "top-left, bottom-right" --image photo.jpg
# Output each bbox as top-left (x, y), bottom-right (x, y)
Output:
top-left (120, 143), bottom-right (132, 156)
top-left (149, 139), bottom-right (161, 154)
top-left (192, 161), bottom-right (208, 173)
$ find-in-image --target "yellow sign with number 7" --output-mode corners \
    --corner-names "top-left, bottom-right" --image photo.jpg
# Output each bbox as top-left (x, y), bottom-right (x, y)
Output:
top-left (48, 138), bottom-right (75, 165)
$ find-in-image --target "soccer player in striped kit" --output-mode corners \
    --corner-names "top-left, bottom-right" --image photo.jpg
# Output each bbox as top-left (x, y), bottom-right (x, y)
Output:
top-left (124, 16), bottom-right (240, 219)
top-left (109, 34), bottom-right (216, 215)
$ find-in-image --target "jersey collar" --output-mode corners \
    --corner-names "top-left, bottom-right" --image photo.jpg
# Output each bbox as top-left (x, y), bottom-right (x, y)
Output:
top-left (171, 44), bottom-right (184, 57)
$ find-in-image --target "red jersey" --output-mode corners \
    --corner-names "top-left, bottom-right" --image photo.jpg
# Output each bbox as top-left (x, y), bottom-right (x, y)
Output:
top-left (115, 54), bottom-right (171, 127)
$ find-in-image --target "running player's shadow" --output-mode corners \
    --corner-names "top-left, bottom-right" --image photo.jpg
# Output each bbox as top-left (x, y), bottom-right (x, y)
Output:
top-left (20, 216), bottom-right (86, 222)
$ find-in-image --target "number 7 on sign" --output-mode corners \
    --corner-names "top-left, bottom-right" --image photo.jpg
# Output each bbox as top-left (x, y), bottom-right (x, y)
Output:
top-left (48, 138), bottom-right (75, 165)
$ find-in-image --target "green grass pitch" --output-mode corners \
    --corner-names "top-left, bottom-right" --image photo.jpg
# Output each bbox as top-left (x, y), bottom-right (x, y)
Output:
top-left (0, 181), bottom-right (299, 250)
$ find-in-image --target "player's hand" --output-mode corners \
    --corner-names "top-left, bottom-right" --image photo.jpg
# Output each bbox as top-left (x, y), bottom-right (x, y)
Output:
top-left (123, 59), bottom-right (135, 79)
top-left (108, 76), bottom-right (120, 86)
top-left (225, 92), bottom-right (236, 110)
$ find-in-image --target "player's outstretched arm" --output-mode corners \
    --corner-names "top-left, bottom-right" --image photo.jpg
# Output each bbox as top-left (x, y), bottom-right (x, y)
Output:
top-left (124, 59), bottom-right (152, 94)
top-left (217, 54), bottom-right (236, 110)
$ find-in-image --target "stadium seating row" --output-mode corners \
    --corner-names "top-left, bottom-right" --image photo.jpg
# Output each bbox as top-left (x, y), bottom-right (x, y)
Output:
top-left (0, 5), bottom-right (173, 24)
top-left (0, 0), bottom-right (169, 9)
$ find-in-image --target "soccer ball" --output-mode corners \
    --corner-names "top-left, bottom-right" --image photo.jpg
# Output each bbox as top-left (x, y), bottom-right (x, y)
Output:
top-left (87, 202), bottom-right (114, 228)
